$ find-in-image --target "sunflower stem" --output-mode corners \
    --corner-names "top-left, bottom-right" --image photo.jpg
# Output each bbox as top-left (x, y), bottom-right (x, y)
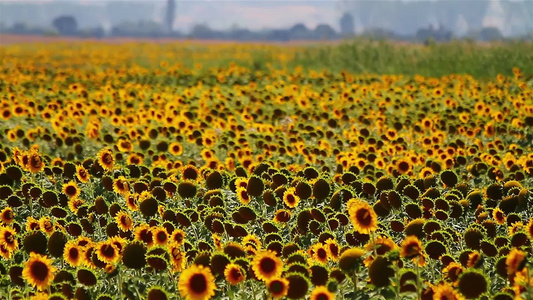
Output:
top-left (117, 266), bottom-right (123, 298)
top-left (415, 261), bottom-right (421, 300)
top-left (370, 232), bottom-right (377, 258)
top-left (526, 266), bottom-right (533, 300)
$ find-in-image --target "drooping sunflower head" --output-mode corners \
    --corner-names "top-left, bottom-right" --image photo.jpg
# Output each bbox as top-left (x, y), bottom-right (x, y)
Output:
top-left (338, 247), bottom-right (365, 273)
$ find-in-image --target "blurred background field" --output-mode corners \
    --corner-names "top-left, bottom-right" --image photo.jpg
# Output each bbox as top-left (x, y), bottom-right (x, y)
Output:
top-left (1, 39), bottom-right (532, 79)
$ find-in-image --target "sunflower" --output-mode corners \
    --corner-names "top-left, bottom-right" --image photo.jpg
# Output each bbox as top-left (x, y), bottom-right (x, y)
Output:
top-left (242, 234), bottom-right (262, 251)
top-left (152, 226), bottom-right (169, 246)
top-left (125, 193), bottom-right (139, 211)
top-left (310, 286), bottom-right (335, 300)
top-left (0, 207), bottom-right (14, 225)
top-left (39, 217), bottom-right (54, 235)
top-left (75, 165), bottom-right (90, 183)
top-left (236, 187), bottom-right (251, 205)
top-left (134, 223), bottom-right (154, 247)
top-left (169, 142), bottom-right (183, 156)
top-left (224, 263), bottom-right (245, 285)
top-left (108, 236), bottom-right (127, 254)
top-left (432, 282), bottom-right (465, 300)
top-left (127, 153), bottom-right (143, 165)
top-left (234, 177), bottom-right (248, 189)
top-left (506, 248), bottom-right (527, 276)
top-left (396, 159), bottom-right (412, 175)
top-left (170, 229), bottom-right (186, 247)
top-left (62, 180), bottom-right (80, 199)
top-left (283, 187), bottom-right (300, 209)
top-left (115, 211), bottom-right (133, 232)
top-left (492, 208), bottom-right (506, 225)
top-left (442, 262), bottom-right (464, 282)
top-left (27, 150), bottom-right (45, 174)
top-left (339, 247), bottom-right (365, 273)
top-left (178, 264), bottom-right (217, 300)
top-left (525, 218), bottom-right (533, 241)
top-left (267, 277), bottom-right (289, 299)
top-left (310, 243), bottom-right (329, 264)
top-left (63, 240), bottom-right (84, 267)
top-left (348, 199), bottom-right (378, 234)
top-left (97, 148), bottom-right (114, 171)
top-left (364, 236), bottom-right (398, 255)
top-left (112, 176), bottom-right (130, 196)
top-left (400, 236), bottom-right (423, 259)
top-left (95, 241), bottom-right (120, 264)
top-left (324, 239), bottom-right (339, 261)
top-left (252, 251), bottom-right (283, 282)
top-left (22, 253), bottom-right (57, 291)
top-left (68, 198), bottom-right (84, 214)
top-left (0, 226), bottom-right (18, 252)
top-left (181, 165), bottom-right (200, 181)
top-left (168, 242), bottom-right (186, 272)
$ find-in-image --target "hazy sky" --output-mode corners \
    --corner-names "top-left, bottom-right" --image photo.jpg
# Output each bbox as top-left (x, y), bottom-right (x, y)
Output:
top-left (0, 0), bottom-right (530, 35)
top-left (0, 0), bottom-right (342, 31)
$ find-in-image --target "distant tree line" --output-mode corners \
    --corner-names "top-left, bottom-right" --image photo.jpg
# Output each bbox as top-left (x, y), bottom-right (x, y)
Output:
top-left (0, 14), bottom-right (531, 42)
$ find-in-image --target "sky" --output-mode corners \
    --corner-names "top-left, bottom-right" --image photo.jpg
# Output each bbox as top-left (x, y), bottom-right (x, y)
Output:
top-left (0, 0), bottom-right (343, 31)
top-left (0, 0), bottom-right (531, 35)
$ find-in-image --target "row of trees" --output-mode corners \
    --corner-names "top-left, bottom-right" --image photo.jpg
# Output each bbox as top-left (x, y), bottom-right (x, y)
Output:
top-left (0, 14), bottom-right (525, 42)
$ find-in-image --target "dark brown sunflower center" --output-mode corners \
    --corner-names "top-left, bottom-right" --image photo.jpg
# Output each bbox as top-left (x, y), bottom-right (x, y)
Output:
top-left (30, 156), bottom-right (42, 167)
top-left (286, 195), bottom-right (295, 204)
top-left (260, 257), bottom-right (276, 274)
top-left (355, 209), bottom-right (372, 226)
top-left (174, 234), bottom-right (183, 243)
top-left (30, 261), bottom-right (49, 282)
top-left (69, 248), bottom-right (79, 259)
top-left (120, 216), bottom-right (131, 226)
top-left (101, 244), bottom-right (115, 258)
top-left (183, 168), bottom-right (198, 180)
top-left (190, 273), bottom-right (207, 294)
top-left (4, 232), bottom-right (14, 244)
top-left (398, 161), bottom-right (410, 172)
top-left (230, 268), bottom-right (242, 280)
top-left (316, 293), bottom-right (329, 300)
top-left (141, 230), bottom-right (153, 243)
top-left (3, 211), bottom-right (13, 220)
top-left (157, 232), bottom-right (167, 242)
top-left (102, 154), bottom-right (113, 164)
top-left (65, 186), bottom-right (77, 196)
top-left (317, 248), bottom-right (327, 259)
top-left (270, 280), bottom-right (284, 294)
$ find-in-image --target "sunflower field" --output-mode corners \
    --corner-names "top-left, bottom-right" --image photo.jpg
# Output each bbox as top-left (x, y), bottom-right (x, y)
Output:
top-left (0, 41), bottom-right (532, 300)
